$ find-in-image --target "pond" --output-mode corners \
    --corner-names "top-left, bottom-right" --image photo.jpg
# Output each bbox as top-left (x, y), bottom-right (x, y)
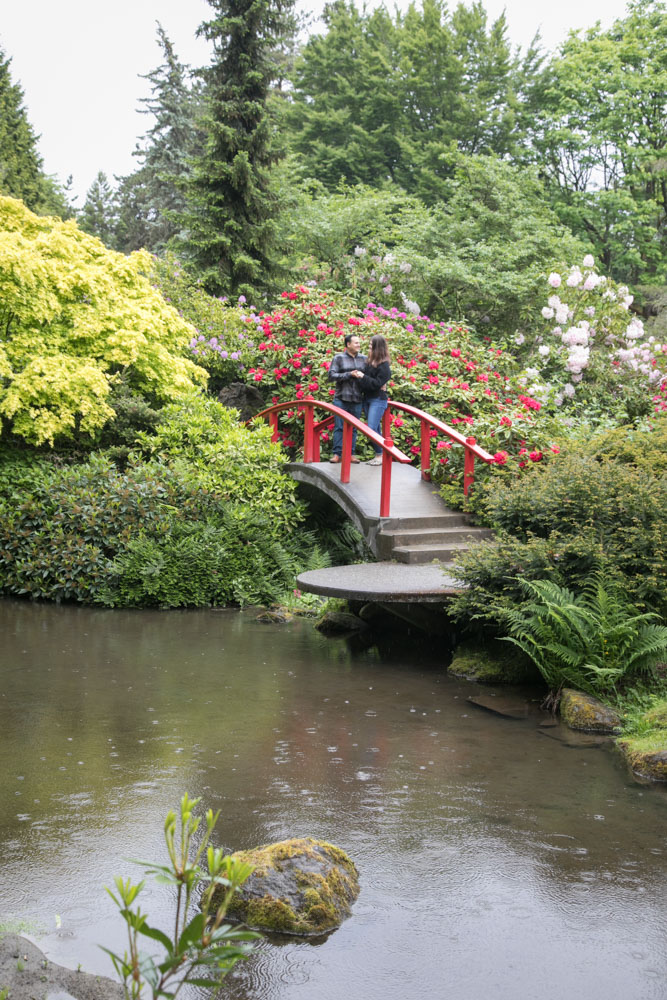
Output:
top-left (1, 599), bottom-right (666, 1000)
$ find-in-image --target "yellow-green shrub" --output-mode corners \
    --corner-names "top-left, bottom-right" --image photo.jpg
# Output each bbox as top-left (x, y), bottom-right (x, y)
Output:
top-left (0, 197), bottom-right (206, 445)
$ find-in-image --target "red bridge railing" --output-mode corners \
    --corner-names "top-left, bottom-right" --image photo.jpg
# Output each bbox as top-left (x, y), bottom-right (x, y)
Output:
top-left (249, 397), bottom-right (494, 518)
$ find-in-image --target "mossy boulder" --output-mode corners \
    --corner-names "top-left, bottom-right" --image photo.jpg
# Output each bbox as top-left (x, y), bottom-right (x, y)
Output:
top-left (618, 737), bottom-right (667, 781)
top-left (214, 837), bottom-right (359, 936)
top-left (256, 608), bottom-right (293, 624)
top-left (448, 639), bottom-right (538, 684)
top-left (315, 611), bottom-right (367, 636)
top-left (559, 689), bottom-right (622, 733)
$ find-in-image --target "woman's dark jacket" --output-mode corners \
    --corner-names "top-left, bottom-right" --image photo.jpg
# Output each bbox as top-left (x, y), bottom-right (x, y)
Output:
top-left (358, 360), bottom-right (391, 400)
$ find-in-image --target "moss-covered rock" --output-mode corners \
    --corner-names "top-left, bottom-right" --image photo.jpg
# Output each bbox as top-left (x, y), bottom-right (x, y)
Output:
top-left (559, 689), bottom-right (622, 733)
top-left (256, 608), bottom-right (293, 624)
top-left (617, 737), bottom-right (667, 782)
top-left (212, 837), bottom-right (360, 936)
top-left (315, 611), bottom-right (367, 636)
top-left (448, 639), bottom-right (538, 684)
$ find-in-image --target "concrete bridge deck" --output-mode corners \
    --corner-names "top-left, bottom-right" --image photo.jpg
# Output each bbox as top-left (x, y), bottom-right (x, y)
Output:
top-left (288, 461), bottom-right (492, 603)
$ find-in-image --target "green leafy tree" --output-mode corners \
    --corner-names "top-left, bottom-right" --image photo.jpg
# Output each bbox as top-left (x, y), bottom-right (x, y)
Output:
top-left (287, 0), bottom-right (530, 201)
top-left (0, 45), bottom-right (69, 216)
top-left (396, 155), bottom-right (587, 332)
top-left (287, 2), bottom-right (403, 189)
top-left (531, 0), bottom-right (667, 284)
top-left (180, 0), bottom-right (296, 299)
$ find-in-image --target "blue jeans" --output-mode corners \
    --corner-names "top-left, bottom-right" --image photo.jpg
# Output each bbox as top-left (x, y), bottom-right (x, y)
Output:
top-left (332, 399), bottom-right (362, 456)
top-left (365, 397), bottom-right (388, 454)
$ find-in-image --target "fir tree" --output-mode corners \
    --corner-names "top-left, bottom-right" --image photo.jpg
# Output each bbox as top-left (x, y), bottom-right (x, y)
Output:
top-left (0, 45), bottom-right (69, 215)
top-left (79, 171), bottom-right (118, 247)
top-left (115, 25), bottom-right (202, 254)
top-left (181, 0), bottom-right (295, 299)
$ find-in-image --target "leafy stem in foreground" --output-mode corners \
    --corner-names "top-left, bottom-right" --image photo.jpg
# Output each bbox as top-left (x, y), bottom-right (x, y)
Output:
top-left (103, 794), bottom-right (258, 999)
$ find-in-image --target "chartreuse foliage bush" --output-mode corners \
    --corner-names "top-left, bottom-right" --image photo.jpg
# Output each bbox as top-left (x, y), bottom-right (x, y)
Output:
top-left (450, 447), bottom-right (667, 629)
top-left (0, 197), bottom-right (206, 446)
top-left (135, 392), bottom-right (304, 533)
top-left (501, 575), bottom-right (667, 698)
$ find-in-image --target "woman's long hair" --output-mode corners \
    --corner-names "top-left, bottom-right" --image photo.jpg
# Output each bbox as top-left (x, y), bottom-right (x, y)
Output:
top-left (368, 334), bottom-right (390, 367)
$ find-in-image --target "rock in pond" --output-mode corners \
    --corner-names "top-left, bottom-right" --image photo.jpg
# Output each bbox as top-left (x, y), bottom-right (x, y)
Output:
top-left (213, 837), bottom-right (360, 936)
top-left (617, 741), bottom-right (667, 782)
top-left (315, 611), bottom-right (367, 636)
top-left (559, 688), bottom-right (621, 734)
top-left (256, 608), bottom-right (293, 624)
top-left (448, 639), bottom-right (538, 685)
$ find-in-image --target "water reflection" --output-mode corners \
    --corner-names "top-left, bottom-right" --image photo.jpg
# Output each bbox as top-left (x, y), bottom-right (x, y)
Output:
top-left (0, 599), bottom-right (666, 1000)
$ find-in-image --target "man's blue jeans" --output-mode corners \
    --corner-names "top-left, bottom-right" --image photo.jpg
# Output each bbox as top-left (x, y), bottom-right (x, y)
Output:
top-left (332, 399), bottom-right (362, 456)
top-left (365, 398), bottom-right (388, 454)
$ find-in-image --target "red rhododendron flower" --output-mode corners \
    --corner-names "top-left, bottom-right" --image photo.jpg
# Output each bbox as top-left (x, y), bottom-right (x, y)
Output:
top-left (493, 451), bottom-right (509, 465)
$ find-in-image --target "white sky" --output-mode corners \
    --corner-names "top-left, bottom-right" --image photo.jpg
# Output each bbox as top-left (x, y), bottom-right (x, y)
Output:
top-left (1, 0), bottom-right (632, 203)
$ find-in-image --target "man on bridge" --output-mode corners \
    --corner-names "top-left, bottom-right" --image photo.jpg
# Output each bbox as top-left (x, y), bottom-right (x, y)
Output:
top-left (327, 333), bottom-right (367, 464)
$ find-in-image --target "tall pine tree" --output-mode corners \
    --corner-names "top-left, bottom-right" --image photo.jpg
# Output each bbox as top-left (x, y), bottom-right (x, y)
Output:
top-left (0, 45), bottom-right (69, 215)
top-left (115, 25), bottom-right (202, 254)
top-left (79, 171), bottom-right (118, 246)
top-left (181, 0), bottom-right (295, 298)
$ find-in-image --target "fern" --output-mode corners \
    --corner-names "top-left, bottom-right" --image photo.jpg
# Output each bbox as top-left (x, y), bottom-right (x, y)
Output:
top-left (499, 573), bottom-right (667, 698)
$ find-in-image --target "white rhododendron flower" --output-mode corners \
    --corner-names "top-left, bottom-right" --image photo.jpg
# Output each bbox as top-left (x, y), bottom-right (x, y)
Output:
top-left (583, 254), bottom-right (595, 267)
top-left (354, 246), bottom-right (367, 257)
top-left (563, 383), bottom-right (576, 398)
top-left (541, 307), bottom-right (554, 319)
top-left (515, 333), bottom-right (525, 345)
top-left (566, 268), bottom-right (583, 287)
top-left (538, 345), bottom-right (550, 356)
top-left (583, 273), bottom-right (600, 291)
top-left (548, 272), bottom-right (561, 288)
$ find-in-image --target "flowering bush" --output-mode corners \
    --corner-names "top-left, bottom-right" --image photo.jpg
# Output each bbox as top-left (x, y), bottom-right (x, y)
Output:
top-left (152, 254), bottom-right (258, 391)
top-left (515, 256), bottom-right (667, 422)
top-left (193, 285), bottom-right (563, 499)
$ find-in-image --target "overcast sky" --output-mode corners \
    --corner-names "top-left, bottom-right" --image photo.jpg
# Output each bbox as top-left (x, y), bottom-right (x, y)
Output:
top-left (2, 0), bottom-right (632, 203)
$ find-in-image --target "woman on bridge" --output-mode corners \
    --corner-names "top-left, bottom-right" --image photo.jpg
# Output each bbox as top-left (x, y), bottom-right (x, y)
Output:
top-left (351, 334), bottom-right (392, 466)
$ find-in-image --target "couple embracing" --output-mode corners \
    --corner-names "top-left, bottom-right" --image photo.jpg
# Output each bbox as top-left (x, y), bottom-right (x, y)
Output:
top-left (327, 333), bottom-right (391, 466)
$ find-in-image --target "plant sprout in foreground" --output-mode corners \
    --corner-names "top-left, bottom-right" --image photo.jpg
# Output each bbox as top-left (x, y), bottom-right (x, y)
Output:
top-left (103, 794), bottom-right (258, 999)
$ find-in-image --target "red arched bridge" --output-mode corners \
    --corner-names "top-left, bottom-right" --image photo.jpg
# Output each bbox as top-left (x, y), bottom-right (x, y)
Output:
top-left (251, 398), bottom-right (495, 603)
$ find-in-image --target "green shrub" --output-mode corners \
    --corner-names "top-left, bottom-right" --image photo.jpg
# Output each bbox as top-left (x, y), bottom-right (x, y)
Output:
top-left (135, 392), bottom-right (304, 535)
top-left (0, 451), bottom-right (318, 608)
top-left (500, 575), bottom-right (667, 697)
top-left (451, 454), bottom-right (667, 625)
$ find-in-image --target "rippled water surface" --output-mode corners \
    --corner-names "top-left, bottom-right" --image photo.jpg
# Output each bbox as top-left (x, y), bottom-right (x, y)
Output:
top-left (1, 599), bottom-right (666, 1000)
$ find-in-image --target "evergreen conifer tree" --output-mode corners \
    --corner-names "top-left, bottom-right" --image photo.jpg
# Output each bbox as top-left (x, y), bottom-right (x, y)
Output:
top-left (181, 0), bottom-right (295, 299)
top-left (0, 46), bottom-right (69, 215)
top-left (79, 171), bottom-right (118, 246)
top-left (115, 25), bottom-right (202, 254)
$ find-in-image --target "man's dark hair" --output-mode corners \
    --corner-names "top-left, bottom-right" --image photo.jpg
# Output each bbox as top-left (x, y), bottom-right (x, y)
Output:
top-left (344, 333), bottom-right (359, 347)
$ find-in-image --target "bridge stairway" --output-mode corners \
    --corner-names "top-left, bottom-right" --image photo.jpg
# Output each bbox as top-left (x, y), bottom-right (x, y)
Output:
top-left (288, 461), bottom-right (493, 567)
top-left (376, 514), bottom-right (494, 565)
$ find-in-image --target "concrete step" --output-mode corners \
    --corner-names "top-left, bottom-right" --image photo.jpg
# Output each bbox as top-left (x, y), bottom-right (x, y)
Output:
top-left (391, 542), bottom-right (475, 564)
top-left (381, 526), bottom-right (494, 548)
top-left (379, 512), bottom-right (468, 531)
